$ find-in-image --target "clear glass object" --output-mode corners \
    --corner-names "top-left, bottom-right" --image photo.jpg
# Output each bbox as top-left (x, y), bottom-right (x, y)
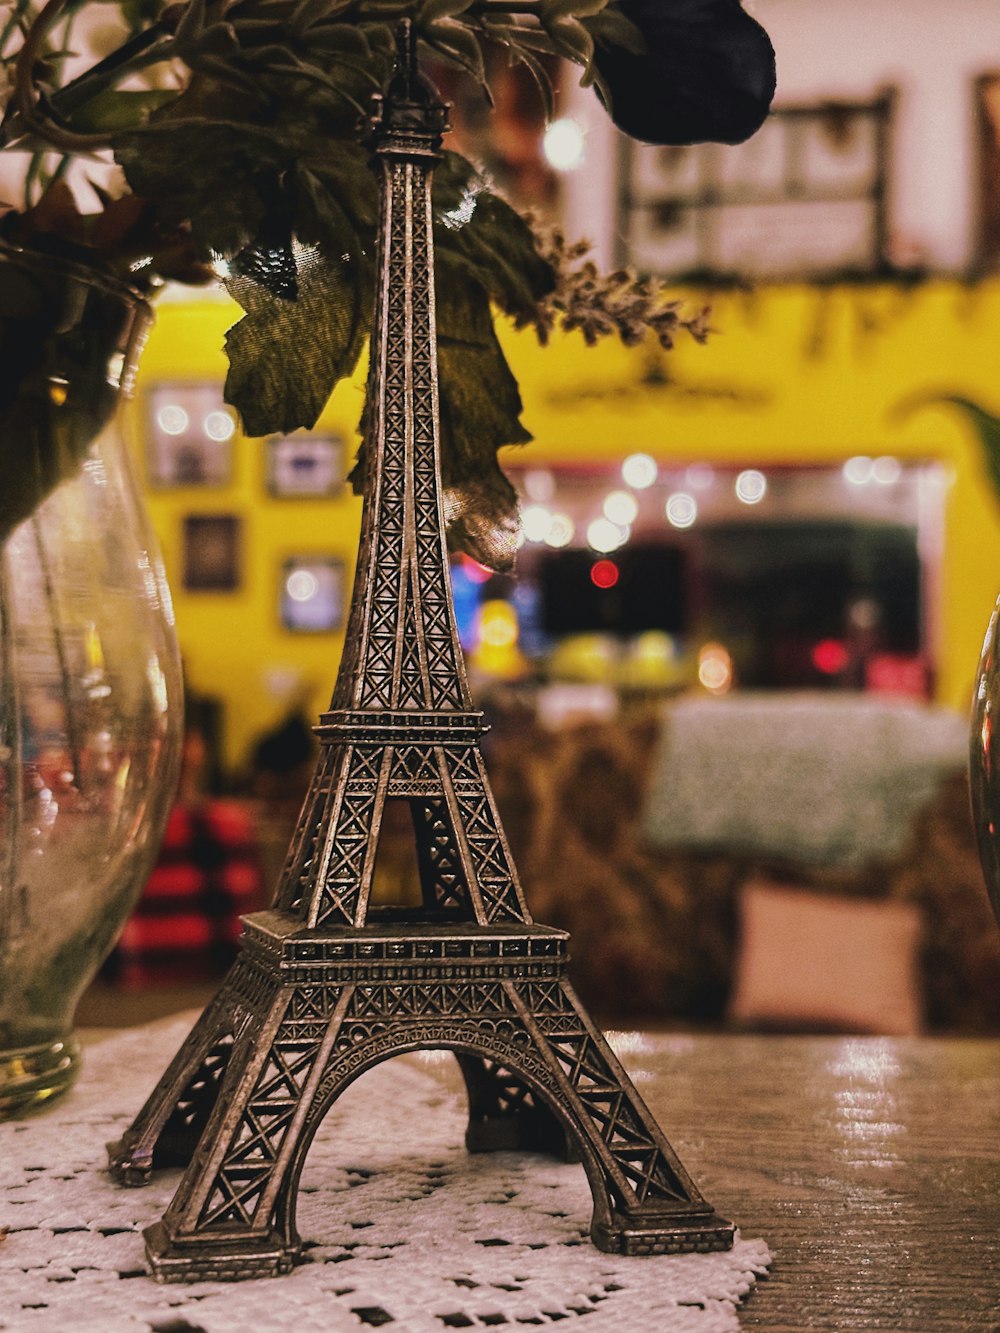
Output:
top-left (0, 244), bottom-right (183, 1116)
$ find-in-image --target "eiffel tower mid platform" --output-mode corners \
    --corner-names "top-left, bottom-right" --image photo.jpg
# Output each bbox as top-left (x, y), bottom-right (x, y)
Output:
top-left (108, 26), bottom-right (735, 1281)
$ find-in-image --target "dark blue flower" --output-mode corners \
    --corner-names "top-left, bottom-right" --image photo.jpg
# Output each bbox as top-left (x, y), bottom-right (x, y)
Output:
top-left (594, 0), bottom-right (776, 146)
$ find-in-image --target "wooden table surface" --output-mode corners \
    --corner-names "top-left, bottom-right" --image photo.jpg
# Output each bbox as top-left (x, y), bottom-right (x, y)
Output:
top-left (82, 1023), bottom-right (1000, 1329)
top-left (622, 1032), bottom-right (1000, 1332)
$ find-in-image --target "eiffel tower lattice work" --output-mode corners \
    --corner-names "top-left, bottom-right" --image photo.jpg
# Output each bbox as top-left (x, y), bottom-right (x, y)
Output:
top-left (108, 26), bottom-right (735, 1281)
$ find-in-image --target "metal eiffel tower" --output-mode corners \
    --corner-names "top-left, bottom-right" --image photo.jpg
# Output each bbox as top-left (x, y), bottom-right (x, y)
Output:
top-left (108, 27), bottom-right (735, 1280)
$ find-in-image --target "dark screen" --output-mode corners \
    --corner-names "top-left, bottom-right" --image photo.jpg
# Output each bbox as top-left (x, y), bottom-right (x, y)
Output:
top-left (538, 544), bottom-right (687, 636)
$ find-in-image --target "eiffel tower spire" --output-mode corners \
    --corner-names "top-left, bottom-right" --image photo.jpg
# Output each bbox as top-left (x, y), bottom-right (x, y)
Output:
top-left (108, 26), bottom-right (735, 1279)
top-left (333, 23), bottom-right (466, 716)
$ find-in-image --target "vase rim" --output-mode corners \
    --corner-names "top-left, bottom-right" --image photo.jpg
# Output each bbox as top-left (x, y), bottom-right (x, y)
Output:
top-left (0, 238), bottom-right (153, 313)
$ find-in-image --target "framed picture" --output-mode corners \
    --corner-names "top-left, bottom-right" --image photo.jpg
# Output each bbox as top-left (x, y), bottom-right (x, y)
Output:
top-left (280, 556), bottom-right (344, 632)
top-left (618, 94), bottom-right (893, 279)
top-left (266, 434), bottom-right (345, 498)
top-left (146, 383), bottom-right (237, 488)
top-left (183, 515), bottom-right (242, 592)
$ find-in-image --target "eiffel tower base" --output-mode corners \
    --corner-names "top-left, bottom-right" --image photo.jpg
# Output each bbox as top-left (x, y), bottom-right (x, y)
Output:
top-left (108, 913), bottom-right (734, 1281)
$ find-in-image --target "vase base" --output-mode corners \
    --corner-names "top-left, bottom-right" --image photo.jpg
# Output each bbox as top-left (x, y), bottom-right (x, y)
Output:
top-left (0, 1035), bottom-right (81, 1119)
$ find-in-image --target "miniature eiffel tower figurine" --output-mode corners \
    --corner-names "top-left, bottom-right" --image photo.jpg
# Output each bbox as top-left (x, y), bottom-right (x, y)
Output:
top-left (108, 24), bottom-right (735, 1280)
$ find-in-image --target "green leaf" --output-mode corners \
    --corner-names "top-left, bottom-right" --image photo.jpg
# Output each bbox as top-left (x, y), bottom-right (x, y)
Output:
top-left (433, 153), bottom-right (554, 326)
top-left (507, 43), bottom-right (555, 120)
top-left (419, 0), bottom-right (474, 21)
top-left (905, 395), bottom-right (1000, 511)
top-left (542, 14), bottom-right (594, 67)
top-left (303, 21), bottom-right (377, 54)
top-left (434, 259), bottom-right (530, 568)
top-left (542, 0), bottom-right (609, 19)
top-left (174, 0), bottom-right (207, 45)
top-left (420, 18), bottom-right (487, 87)
top-left (581, 5), bottom-right (644, 54)
top-left (289, 0), bottom-right (341, 32)
top-left (65, 87), bottom-right (177, 134)
top-left (115, 120), bottom-right (287, 256)
top-left (224, 251), bottom-right (370, 435)
top-left (297, 139), bottom-right (380, 232)
top-left (495, 23), bottom-right (563, 58)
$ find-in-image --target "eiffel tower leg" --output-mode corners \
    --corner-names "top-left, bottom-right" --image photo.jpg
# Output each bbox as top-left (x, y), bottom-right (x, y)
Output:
top-left (108, 987), bottom-right (235, 1184)
top-left (141, 980), bottom-right (354, 1282)
top-left (456, 1053), bottom-right (576, 1160)
top-left (509, 977), bottom-right (734, 1255)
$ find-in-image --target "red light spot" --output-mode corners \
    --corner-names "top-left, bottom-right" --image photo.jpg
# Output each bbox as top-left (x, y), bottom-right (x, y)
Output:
top-left (812, 639), bottom-right (848, 675)
top-left (458, 554), bottom-right (492, 584)
top-left (591, 559), bottom-right (619, 589)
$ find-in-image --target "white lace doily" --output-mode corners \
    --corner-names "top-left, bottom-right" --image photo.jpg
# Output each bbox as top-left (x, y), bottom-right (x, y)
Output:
top-left (1, 1020), bottom-right (770, 1332)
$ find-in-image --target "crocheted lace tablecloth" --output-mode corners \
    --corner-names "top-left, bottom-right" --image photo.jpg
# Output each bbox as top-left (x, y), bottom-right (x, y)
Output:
top-left (1, 1020), bottom-right (770, 1332)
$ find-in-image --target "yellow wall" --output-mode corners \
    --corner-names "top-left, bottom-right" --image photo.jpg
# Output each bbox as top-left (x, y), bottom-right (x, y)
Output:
top-left (131, 297), bottom-right (366, 772)
top-left (132, 280), bottom-right (1000, 769)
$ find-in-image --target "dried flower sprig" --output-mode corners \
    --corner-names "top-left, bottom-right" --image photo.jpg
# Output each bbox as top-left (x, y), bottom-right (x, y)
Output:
top-left (533, 226), bottom-right (711, 349)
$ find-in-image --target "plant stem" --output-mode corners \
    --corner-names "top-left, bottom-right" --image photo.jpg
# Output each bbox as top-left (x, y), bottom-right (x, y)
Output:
top-left (13, 0), bottom-right (115, 150)
top-left (23, 147), bottom-right (45, 208)
top-left (0, 0), bottom-right (32, 62)
top-left (47, 23), bottom-right (172, 118)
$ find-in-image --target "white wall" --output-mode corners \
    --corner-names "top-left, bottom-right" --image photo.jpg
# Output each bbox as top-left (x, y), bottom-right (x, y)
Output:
top-left (562, 0), bottom-right (1000, 273)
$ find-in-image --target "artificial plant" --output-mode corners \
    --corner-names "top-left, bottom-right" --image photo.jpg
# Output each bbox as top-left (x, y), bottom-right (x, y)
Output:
top-left (0, 0), bottom-right (775, 564)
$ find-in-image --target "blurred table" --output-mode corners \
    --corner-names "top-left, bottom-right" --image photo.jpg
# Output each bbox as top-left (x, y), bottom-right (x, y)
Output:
top-left (75, 1026), bottom-right (1000, 1330)
top-left (624, 1032), bottom-right (1000, 1331)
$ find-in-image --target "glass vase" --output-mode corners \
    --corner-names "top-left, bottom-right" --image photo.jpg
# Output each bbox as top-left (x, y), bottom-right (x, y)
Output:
top-left (0, 243), bottom-right (183, 1116)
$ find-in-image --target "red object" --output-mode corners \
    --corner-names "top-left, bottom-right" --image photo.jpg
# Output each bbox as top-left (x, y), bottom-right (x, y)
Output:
top-left (865, 653), bottom-right (930, 699)
top-left (591, 559), bottom-right (620, 589)
top-left (458, 554), bottom-right (492, 584)
top-left (106, 798), bottom-right (265, 990)
top-left (812, 639), bottom-right (848, 675)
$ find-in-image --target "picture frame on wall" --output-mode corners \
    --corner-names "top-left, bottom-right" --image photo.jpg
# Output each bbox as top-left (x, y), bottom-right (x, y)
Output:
top-left (183, 515), bottom-right (242, 592)
top-left (266, 434), bottom-right (345, 498)
top-left (280, 556), bottom-right (344, 632)
top-left (146, 383), bottom-right (238, 488)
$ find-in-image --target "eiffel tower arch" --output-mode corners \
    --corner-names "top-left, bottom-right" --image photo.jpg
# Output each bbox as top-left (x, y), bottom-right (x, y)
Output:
top-left (109, 23), bottom-right (735, 1281)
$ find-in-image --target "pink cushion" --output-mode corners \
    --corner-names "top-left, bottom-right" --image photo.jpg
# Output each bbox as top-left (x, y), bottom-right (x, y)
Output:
top-left (729, 879), bottom-right (922, 1035)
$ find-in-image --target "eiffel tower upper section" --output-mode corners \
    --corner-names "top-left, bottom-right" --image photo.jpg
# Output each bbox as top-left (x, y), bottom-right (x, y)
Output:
top-left (272, 24), bottom-right (531, 933)
top-left (333, 30), bottom-right (468, 720)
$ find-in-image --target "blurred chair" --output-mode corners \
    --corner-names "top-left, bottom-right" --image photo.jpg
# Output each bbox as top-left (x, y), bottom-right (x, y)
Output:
top-left (105, 700), bottom-right (266, 989)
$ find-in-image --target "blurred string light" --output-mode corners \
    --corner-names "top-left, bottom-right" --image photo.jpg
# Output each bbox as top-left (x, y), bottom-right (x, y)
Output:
top-left (587, 516), bottom-right (629, 553)
top-left (521, 504), bottom-right (553, 543)
top-left (523, 468), bottom-right (555, 502)
top-left (685, 463), bottom-right (715, 490)
top-left (843, 455), bottom-right (902, 486)
top-left (812, 639), bottom-right (848, 675)
top-left (698, 642), bottom-right (733, 694)
top-left (157, 404), bottom-right (189, 436)
top-left (872, 456), bottom-right (901, 485)
top-left (457, 553), bottom-right (492, 584)
top-left (479, 600), bottom-right (519, 648)
top-left (590, 558), bottom-right (619, 589)
top-left (603, 489), bottom-right (639, 526)
top-left (665, 492), bottom-right (697, 529)
top-left (544, 513), bottom-right (575, 548)
top-left (286, 569), bottom-right (319, 603)
top-left (204, 411), bottom-right (236, 442)
top-left (622, 452), bottom-right (658, 489)
top-left (542, 118), bottom-right (586, 172)
top-left (735, 469), bottom-right (767, 504)
top-left (843, 455), bottom-right (873, 485)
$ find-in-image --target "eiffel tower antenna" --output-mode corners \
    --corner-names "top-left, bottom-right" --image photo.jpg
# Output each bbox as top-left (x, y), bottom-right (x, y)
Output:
top-left (108, 24), bottom-right (735, 1279)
